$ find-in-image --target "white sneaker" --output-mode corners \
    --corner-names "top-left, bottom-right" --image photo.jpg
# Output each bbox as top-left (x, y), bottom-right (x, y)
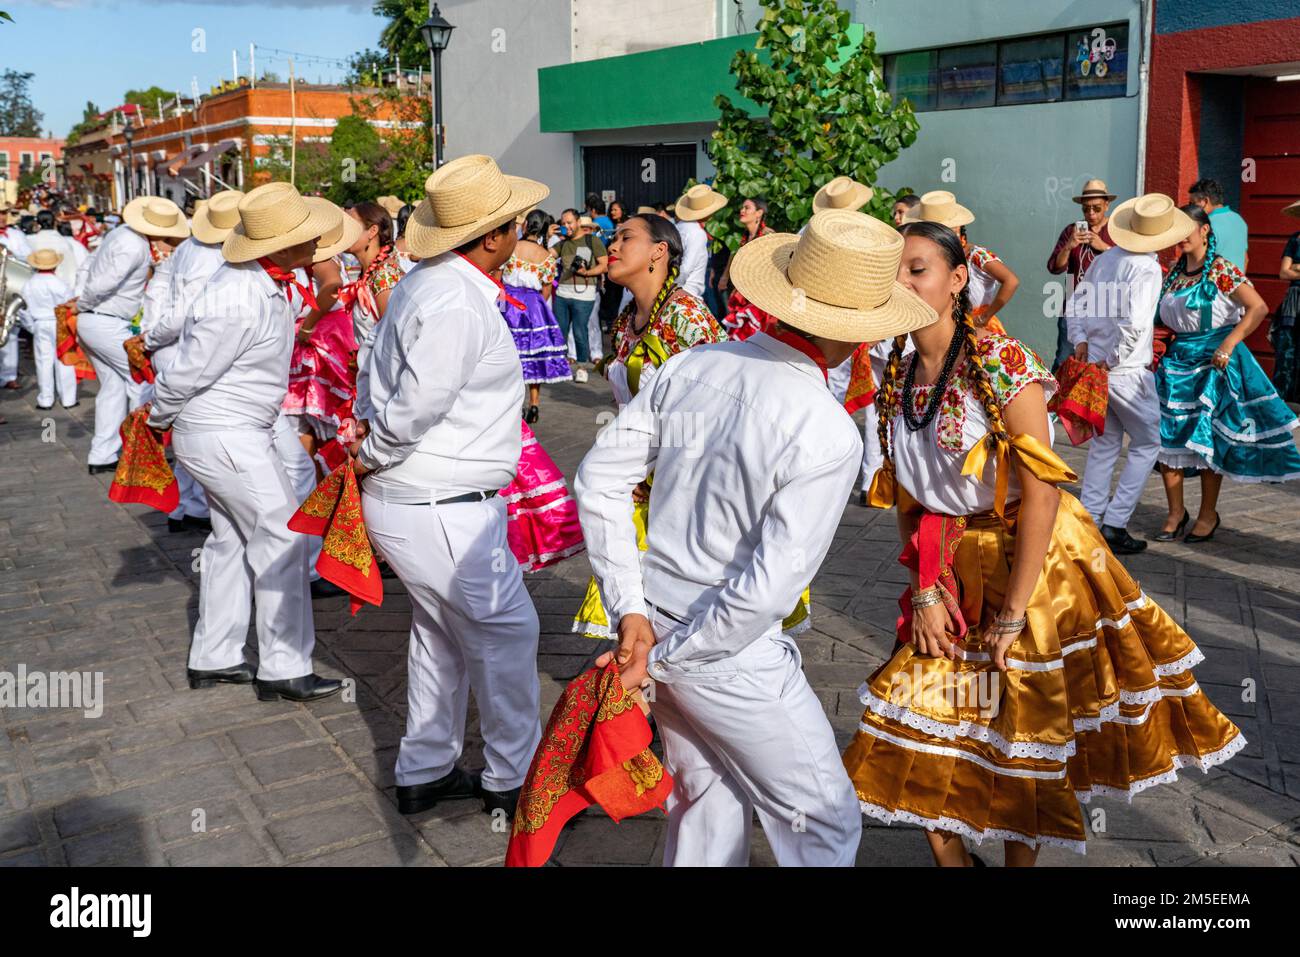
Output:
top-left (574, 368), bottom-right (588, 383)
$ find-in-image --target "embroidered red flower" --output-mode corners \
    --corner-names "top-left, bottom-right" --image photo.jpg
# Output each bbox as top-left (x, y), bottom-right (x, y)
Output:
top-left (1215, 272), bottom-right (1234, 293)
top-left (999, 342), bottom-right (1028, 376)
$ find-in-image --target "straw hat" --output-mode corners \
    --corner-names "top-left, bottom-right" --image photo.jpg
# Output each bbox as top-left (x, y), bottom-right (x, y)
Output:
top-left (730, 208), bottom-right (937, 341)
top-left (1072, 179), bottom-right (1118, 204)
top-left (122, 196), bottom-right (190, 240)
top-left (222, 182), bottom-right (341, 264)
top-left (635, 205), bottom-right (657, 215)
top-left (1283, 199), bottom-right (1300, 219)
top-left (190, 189), bottom-right (244, 245)
top-left (310, 198), bottom-right (364, 262)
top-left (812, 176), bottom-right (874, 214)
top-left (375, 195), bottom-right (406, 218)
top-left (27, 248), bottom-right (63, 270)
top-left (674, 184), bottom-right (728, 222)
top-left (404, 154), bottom-right (549, 259)
top-left (902, 190), bottom-right (974, 229)
top-left (1106, 193), bottom-right (1195, 253)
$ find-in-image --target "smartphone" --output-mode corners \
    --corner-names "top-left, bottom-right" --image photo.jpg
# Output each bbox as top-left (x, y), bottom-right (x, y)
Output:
top-left (1075, 219), bottom-right (1088, 234)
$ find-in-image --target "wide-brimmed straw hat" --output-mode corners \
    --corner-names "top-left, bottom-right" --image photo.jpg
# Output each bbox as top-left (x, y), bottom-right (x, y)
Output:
top-left (27, 248), bottom-right (63, 270)
top-left (1283, 199), bottom-right (1300, 219)
top-left (674, 184), bottom-right (728, 222)
top-left (222, 182), bottom-right (341, 264)
top-left (404, 155), bottom-right (549, 259)
top-left (902, 190), bottom-right (974, 229)
top-left (1106, 193), bottom-right (1195, 253)
top-left (122, 196), bottom-right (190, 240)
top-left (190, 189), bottom-right (244, 245)
top-left (812, 176), bottom-right (874, 214)
top-left (375, 195), bottom-right (406, 219)
top-left (730, 208), bottom-right (938, 341)
top-left (310, 198), bottom-right (364, 262)
top-left (1072, 178), bottom-right (1117, 204)
top-left (635, 205), bottom-right (657, 215)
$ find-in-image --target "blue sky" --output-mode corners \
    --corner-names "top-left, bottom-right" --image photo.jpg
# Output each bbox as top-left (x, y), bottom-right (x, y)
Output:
top-left (3, 0), bottom-right (393, 137)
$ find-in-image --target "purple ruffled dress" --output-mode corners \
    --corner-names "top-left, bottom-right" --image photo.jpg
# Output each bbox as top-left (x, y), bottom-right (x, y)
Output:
top-left (499, 253), bottom-right (572, 384)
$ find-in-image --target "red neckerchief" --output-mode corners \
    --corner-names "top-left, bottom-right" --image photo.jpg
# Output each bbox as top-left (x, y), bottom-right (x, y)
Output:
top-left (336, 244), bottom-right (394, 318)
top-left (257, 256), bottom-right (319, 312)
top-left (454, 251), bottom-right (525, 310)
top-left (768, 326), bottom-right (828, 382)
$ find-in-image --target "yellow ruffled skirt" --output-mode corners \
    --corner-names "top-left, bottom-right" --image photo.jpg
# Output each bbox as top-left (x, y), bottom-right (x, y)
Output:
top-left (572, 500), bottom-right (813, 639)
top-left (842, 491), bottom-right (1245, 854)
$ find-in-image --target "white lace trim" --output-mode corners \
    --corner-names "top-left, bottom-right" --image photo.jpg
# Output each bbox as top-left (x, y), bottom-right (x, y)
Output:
top-left (857, 799), bottom-right (1087, 855)
top-left (855, 720), bottom-right (1067, 780)
top-left (501, 478), bottom-right (568, 505)
top-left (506, 494), bottom-right (576, 518)
top-left (1075, 732), bottom-right (1248, 804)
top-left (782, 616), bottom-right (813, 639)
top-left (858, 684), bottom-right (1076, 762)
top-left (1153, 646), bottom-right (1205, 677)
top-left (517, 541), bottom-right (586, 572)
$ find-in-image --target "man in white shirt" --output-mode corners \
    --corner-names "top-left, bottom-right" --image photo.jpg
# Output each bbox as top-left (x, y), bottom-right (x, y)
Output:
top-left (0, 204), bottom-right (31, 258)
top-left (17, 248), bottom-right (77, 409)
top-left (575, 209), bottom-right (937, 866)
top-left (148, 182), bottom-right (343, 703)
top-left (672, 183), bottom-right (728, 299)
top-left (351, 155), bottom-right (549, 819)
top-left (1066, 193), bottom-right (1190, 554)
top-left (28, 210), bottom-right (84, 287)
top-left (77, 196), bottom-right (190, 472)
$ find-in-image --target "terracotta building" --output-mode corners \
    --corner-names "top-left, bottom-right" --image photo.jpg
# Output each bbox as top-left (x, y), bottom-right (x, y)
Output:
top-left (0, 136), bottom-right (65, 200)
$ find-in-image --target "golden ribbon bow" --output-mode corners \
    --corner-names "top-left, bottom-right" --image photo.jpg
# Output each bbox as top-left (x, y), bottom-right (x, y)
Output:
top-left (625, 332), bottom-right (670, 397)
top-left (865, 462), bottom-right (897, 509)
top-left (961, 431), bottom-right (1078, 519)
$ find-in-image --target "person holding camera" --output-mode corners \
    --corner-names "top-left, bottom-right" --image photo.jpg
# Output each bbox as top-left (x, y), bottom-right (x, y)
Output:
top-left (553, 208), bottom-right (607, 383)
top-left (1047, 178), bottom-right (1114, 370)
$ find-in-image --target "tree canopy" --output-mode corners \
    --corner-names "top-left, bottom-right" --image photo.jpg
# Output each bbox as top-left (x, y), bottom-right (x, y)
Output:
top-left (0, 68), bottom-right (44, 137)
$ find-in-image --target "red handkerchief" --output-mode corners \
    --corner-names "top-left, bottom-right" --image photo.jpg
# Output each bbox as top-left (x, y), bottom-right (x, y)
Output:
top-left (55, 303), bottom-right (96, 381)
top-left (108, 408), bottom-right (178, 513)
top-left (1050, 356), bottom-right (1108, 446)
top-left (842, 342), bottom-right (876, 414)
top-left (124, 337), bottom-right (155, 384)
top-left (288, 462), bottom-right (383, 615)
top-left (506, 662), bottom-right (672, 867)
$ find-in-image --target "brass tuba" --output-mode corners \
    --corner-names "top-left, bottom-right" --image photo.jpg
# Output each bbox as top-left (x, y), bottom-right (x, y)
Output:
top-left (0, 245), bottom-right (33, 348)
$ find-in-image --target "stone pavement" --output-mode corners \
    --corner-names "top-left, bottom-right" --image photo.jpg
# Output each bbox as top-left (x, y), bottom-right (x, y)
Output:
top-left (1, 349), bottom-right (1298, 868)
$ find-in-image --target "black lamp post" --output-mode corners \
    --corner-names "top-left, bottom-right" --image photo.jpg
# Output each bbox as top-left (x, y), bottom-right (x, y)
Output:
top-left (420, 4), bottom-right (455, 169)
top-left (122, 114), bottom-right (136, 203)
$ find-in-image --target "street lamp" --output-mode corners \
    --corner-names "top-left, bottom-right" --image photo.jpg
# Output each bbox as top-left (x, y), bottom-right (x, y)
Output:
top-left (420, 3), bottom-right (455, 169)
top-left (122, 113), bottom-right (136, 203)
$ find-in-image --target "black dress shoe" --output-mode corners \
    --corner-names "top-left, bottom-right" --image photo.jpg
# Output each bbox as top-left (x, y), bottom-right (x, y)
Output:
top-left (1102, 524), bottom-right (1148, 555)
top-left (525, 405), bottom-right (540, 424)
top-left (254, 673), bottom-right (343, 702)
top-left (1154, 510), bottom-right (1190, 542)
top-left (310, 578), bottom-right (347, 599)
top-left (379, 562), bottom-right (398, 580)
top-left (35, 403), bottom-right (54, 411)
top-left (187, 661), bottom-right (256, 689)
top-left (185, 515), bottom-right (212, 533)
top-left (396, 767), bottom-right (481, 815)
top-left (168, 517), bottom-right (187, 534)
top-left (479, 781), bottom-right (522, 820)
top-left (88, 461), bottom-right (119, 475)
top-left (1184, 513), bottom-right (1221, 544)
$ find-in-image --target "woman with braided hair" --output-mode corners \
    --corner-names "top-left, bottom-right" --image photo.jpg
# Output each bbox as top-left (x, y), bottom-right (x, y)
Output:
top-left (843, 220), bottom-right (1244, 864)
top-left (1154, 204), bottom-right (1300, 543)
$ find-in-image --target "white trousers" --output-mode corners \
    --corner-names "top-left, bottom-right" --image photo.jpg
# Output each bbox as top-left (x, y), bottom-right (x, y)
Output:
top-left (648, 610), bottom-right (862, 867)
top-left (1080, 368), bottom-right (1161, 529)
top-left (172, 428), bottom-right (316, 681)
top-left (272, 412), bottom-right (320, 577)
top-left (0, 328), bottom-right (18, 383)
top-left (27, 318), bottom-right (77, 408)
top-left (76, 312), bottom-right (143, 465)
top-left (363, 492), bottom-right (541, 791)
top-left (147, 341), bottom-right (207, 520)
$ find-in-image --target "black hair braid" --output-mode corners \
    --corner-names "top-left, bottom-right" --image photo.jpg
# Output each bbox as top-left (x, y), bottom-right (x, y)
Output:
top-left (648, 265), bottom-right (680, 328)
top-left (875, 334), bottom-right (909, 470)
top-left (956, 293), bottom-right (1008, 442)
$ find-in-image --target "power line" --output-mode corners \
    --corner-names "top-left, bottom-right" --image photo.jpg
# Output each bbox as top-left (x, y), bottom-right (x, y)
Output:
top-left (252, 44), bottom-right (354, 71)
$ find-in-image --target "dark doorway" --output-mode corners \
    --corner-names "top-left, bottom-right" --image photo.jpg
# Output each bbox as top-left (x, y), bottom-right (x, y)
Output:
top-left (582, 143), bottom-right (698, 215)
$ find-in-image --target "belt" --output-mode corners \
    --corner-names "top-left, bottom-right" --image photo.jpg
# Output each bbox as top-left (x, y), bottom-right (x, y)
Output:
top-left (648, 602), bottom-right (690, 625)
top-left (432, 489), bottom-right (498, 506)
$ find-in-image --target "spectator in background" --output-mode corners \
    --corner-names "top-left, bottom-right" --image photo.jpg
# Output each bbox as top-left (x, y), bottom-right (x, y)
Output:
top-left (598, 200), bottom-right (628, 333)
top-left (554, 210), bottom-right (607, 383)
top-left (891, 193), bottom-right (920, 226)
top-left (1190, 178), bottom-right (1248, 272)
top-left (673, 184), bottom-right (728, 298)
top-left (1271, 199), bottom-right (1300, 401)
top-left (1047, 178), bottom-right (1115, 370)
top-left (585, 193), bottom-right (615, 246)
top-left (29, 209), bottom-right (84, 288)
top-left (393, 204), bottom-right (418, 272)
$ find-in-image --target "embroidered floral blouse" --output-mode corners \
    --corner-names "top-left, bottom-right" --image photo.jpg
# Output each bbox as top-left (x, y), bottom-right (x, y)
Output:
top-left (351, 252), bottom-right (405, 348)
top-left (501, 252), bottom-right (559, 292)
top-left (881, 334), bottom-right (1057, 516)
top-left (606, 290), bottom-right (724, 406)
top-left (1157, 256), bottom-right (1251, 334)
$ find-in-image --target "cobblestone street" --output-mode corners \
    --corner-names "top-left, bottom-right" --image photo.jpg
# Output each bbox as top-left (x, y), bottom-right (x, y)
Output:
top-left (2, 359), bottom-right (1299, 867)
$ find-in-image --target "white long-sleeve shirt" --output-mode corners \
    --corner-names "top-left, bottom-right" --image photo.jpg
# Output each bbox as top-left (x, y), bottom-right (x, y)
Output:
top-left (147, 260), bottom-right (295, 434)
top-left (574, 331), bottom-right (862, 680)
top-left (1064, 246), bottom-right (1161, 375)
top-left (18, 271), bottom-right (73, 325)
top-left (78, 224), bottom-right (151, 320)
top-left (1, 225), bottom-right (31, 259)
top-left (675, 219), bottom-right (708, 298)
top-left (142, 238), bottom-right (224, 352)
top-left (357, 252), bottom-right (523, 503)
top-left (28, 229), bottom-right (84, 287)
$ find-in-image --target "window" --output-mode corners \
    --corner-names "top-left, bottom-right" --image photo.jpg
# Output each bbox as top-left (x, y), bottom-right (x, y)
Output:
top-left (938, 43), bottom-right (996, 110)
top-left (999, 35), bottom-right (1064, 105)
top-left (19, 152), bottom-right (33, 171)
top-left (1065, 23), bottom-right (1129, 100)
top-left (885, 22), bottom-right (1127, 113)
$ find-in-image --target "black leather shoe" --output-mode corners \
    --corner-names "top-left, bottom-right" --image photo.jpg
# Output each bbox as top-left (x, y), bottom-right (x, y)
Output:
top-left (396, 767), bottom-right (481, 815)
top-left (187, 661), bottom-right (255, 689)
top-left (1154, 510), bottom-right (1190, 542)
top-left (525, 405), bottom-right (540, 424)
top-left (185, 515), bottom-right (212, 533)
top-left (1184, 513), bottom-right (1221, 544)
top-left (1102, 524), bottom-right (1148, 555)
top-left (254, 674), bottom-right (343, 702)
top-left (88, 461), bottom-right (119, 475)
top-left (310, 578), bottom-right (347, 599)
top-left (168, 517), bottom-right (187, 534)
top-left (35, 403), bottom-right (53, 411)
top-left (478, 781), bottom-right (522, 820)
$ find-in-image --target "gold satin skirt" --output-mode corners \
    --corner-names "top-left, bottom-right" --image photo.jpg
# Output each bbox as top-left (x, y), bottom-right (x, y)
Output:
top-left (572, 500), bottom-right (813, 640)
top-left (842, 491), bottom-right (1245, 854)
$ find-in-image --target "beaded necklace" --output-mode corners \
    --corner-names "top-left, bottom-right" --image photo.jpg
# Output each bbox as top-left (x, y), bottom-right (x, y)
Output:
top-left (901, 322), bottom-right (965, 432)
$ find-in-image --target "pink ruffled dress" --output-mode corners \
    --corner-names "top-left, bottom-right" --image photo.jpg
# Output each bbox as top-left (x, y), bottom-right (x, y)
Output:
top-left (502, 422), bottom-right (585, 571)
top-left (283, 260), bottom-right (357, 440)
